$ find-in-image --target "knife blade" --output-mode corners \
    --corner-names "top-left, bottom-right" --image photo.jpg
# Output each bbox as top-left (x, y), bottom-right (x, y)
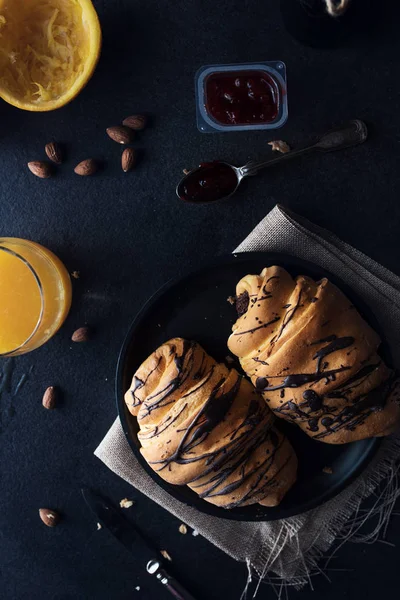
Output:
top-left (81, 488), bottom-right (197, 600)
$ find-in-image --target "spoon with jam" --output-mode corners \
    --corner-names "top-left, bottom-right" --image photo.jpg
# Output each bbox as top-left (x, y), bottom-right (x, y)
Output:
top-left (176, 120), bottom-right (367, 204)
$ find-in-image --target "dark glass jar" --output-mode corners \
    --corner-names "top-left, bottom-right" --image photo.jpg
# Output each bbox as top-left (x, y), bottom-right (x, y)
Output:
top-left (280, 0), bottom-right (372, 48)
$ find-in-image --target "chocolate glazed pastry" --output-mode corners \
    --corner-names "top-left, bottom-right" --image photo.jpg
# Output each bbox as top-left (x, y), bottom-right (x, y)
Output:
top-left (124, 338), bottom-right (298, 508)
top-left (228, 267), bottom-right (400, 444)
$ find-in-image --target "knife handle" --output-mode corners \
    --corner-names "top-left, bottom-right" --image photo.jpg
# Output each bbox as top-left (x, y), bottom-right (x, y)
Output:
top-left (146, 560), bottom-right (197, 600)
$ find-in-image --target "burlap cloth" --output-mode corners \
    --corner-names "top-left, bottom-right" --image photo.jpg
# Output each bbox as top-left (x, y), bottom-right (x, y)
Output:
top-left (95, 205), bottom-right (400, 587)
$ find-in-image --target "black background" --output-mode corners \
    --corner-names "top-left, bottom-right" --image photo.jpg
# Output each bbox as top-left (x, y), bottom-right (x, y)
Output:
top-left (1, 0), bottom-right (400, 598)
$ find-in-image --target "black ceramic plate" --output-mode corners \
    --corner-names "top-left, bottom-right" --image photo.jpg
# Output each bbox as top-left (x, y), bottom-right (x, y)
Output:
top-left (116, 253), bottom-right (382, 521)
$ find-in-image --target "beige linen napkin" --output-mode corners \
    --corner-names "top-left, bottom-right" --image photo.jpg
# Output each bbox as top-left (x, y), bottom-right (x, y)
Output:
top-left (95, 205), bottom-right (400, 586)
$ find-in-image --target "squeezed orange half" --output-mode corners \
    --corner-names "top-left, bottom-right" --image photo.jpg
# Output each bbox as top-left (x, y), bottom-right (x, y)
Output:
top-left (0, 0), bottom-right (101, 111)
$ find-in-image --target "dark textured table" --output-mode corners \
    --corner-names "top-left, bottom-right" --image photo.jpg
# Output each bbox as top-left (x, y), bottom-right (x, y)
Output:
top-left (1, 1), bottom-right (400, 598)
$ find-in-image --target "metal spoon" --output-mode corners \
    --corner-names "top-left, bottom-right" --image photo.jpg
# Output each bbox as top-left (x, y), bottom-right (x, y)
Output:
top-left (176, 120), bottom-right (368, 204)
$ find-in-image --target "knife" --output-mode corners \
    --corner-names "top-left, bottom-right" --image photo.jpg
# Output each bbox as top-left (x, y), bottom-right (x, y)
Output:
top-left (81, 488), bottom-right (197, 600)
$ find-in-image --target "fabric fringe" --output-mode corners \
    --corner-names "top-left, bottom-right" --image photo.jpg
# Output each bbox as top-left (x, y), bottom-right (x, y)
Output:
top-left (248, 433), bottom-right (400, 594)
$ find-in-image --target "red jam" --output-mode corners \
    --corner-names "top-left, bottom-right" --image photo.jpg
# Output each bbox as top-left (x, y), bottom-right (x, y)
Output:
top-left (205, 70), bottom-right (280, 126)
top-left (177, 162), bottom-right (238, 203)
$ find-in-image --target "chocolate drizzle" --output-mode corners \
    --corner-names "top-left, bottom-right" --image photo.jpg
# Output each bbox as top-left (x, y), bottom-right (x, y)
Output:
top-left (140, 341), bottom-right (195, 416)
top-left (312, 336), bottom-right (354, 372)
top-left (302, 389), bottom-right (322, 412)
top-left (233, 316), bottom-right (280, 336)
top-left (270, 291), bottom-right (302, 345)
top-left (133, 340), bottom-right (297, 509)
top-left (229, 268), bottom-right (400, 444)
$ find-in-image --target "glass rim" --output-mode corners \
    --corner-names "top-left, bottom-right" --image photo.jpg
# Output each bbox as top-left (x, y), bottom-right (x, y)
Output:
top-left (0, 244), bottom-right (44, 357)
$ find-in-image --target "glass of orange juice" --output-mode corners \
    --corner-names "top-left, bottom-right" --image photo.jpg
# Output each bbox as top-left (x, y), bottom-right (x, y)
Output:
top-left (0, 238), bottom-right (72, 356)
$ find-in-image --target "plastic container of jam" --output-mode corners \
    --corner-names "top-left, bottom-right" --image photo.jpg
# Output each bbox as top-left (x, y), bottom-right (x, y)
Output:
top-left (195, 61), bottom-right (288, 133)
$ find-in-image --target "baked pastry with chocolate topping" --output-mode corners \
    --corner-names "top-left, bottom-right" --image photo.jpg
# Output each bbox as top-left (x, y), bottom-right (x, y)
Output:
top-left (228, 266), bottom-right (400, 444)
top-left (125, 338), bottom-right (297, 508)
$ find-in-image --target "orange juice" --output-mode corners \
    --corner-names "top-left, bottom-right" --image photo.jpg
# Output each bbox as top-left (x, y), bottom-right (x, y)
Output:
top-left (0, 238), bottom-right (72, 356)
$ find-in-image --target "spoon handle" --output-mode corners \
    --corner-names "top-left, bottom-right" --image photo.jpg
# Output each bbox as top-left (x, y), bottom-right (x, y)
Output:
top-left (240, 120), bottom-right (368, 177)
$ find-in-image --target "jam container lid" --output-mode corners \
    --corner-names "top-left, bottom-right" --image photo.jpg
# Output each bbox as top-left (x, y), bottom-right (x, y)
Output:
top-left (195, 61), bottom-right (288, 133)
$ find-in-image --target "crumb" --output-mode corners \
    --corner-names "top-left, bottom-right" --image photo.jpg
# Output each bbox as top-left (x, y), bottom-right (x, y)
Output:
top-left (227, 295), bottom-right (235, 305)
top-left (97, 522), bottom-right (102, 530)
top-left (120, 498), bottom-right (134, 508)
top-left (183, 168), bottom-right (190, 175)
top-left (71, 270), bottom-right (80, 279)
top-left (268, 140), bottom-right (291, 154)
top-left (322, 466), bottom-right (333, 475)
top-left (157, 324), bottom-right (161, 327)
top-left (225, 356), bottom-right (235, 365)
top-left (135, 586), bottom-right (140, 591)
top-left (192, 529), bottom-right (199, 537)
top-left (179, 524), bottom-right (187, 534)
top-left (161, 550), bottom-right (172, 561)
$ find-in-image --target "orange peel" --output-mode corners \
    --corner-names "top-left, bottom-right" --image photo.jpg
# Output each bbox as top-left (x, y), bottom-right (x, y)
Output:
top-left (0, 0), bottom-right (101, 111)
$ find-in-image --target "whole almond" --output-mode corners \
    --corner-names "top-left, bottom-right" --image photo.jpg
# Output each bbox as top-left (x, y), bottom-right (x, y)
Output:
top-left (42, 386), bottom-right (57, 410)
top-left (106, 125), bottom-right (134, 145)
top-left (39, 508), bottom-right (61, 527)
top-left (28, 161), bottom-right (52, 179)
top-left (72, 326), bottom-right (91, 342)
top-left (45, 142), bottom-right (63, 164)
top-left (122, 115), bottom-right (147, 131)
top-left (74, 159), bottom-right (98, 176)
top-left (121, 148), bottom-right (136, 172)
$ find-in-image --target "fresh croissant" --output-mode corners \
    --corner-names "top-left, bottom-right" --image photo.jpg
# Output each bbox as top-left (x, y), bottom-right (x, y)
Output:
top-left (125, 338), bottom-right (297, 508)
top-left (228, 266), bottom-right (400, 444)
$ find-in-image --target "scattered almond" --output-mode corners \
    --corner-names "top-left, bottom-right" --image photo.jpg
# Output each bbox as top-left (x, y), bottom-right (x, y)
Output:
top-left (106, 125), bottom-right (134, 145)
top-left (179, 524), bottom-right (187, 534)
top-left (227, 296), bottom-right (235, 305)
top-left (74, 159), bottom-right (98, 176)
top-left (121, 148), bottom-right (137, 173)
top-left (160, 550), bottom-right (172, 562)
top-left (42, 386), bottom-right (57, 410)
top-left (45, 142), bottom-right (63, 165)
top-left (71, 326), bottom-right (91, 342)
top-left (122, 115), bottom-right (147, 131)
top-left (97, 522), bottom-right (102, 530)
top-left (268, 140), bottom-right (291, 154)
top-left (39, 508), bottom-right (60, 527)
top-left (120, 498), bottom-right (134, 508)
top-left (28, 161), bottom-right (52, 179)
top-left (71, 271), bottom-right (80, 280)
top-left (322, 466), bottom-right (333, 475)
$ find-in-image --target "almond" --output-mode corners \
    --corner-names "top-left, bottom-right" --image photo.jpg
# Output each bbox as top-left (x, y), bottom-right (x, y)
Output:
top-left (74, 159), bottom-right (98, 176)
top-left (45, 142), bottom-right (63, 164)
top-left (39, 508), bottom-right (61, 527)
top-left (121, 148), bottom-right (136, 172)
top-left (28, 161), bottom-right (52, 179)
top-left (268, 140), bottom-right (291, 154)
top-left (42, 386), bottom-right (57, 409)
top-left (122, 115), bottom-right (147, 131)
top-left (106, 125), bottom-right (134, 145)
top-left (72, 326), bottom-right (91, 342)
